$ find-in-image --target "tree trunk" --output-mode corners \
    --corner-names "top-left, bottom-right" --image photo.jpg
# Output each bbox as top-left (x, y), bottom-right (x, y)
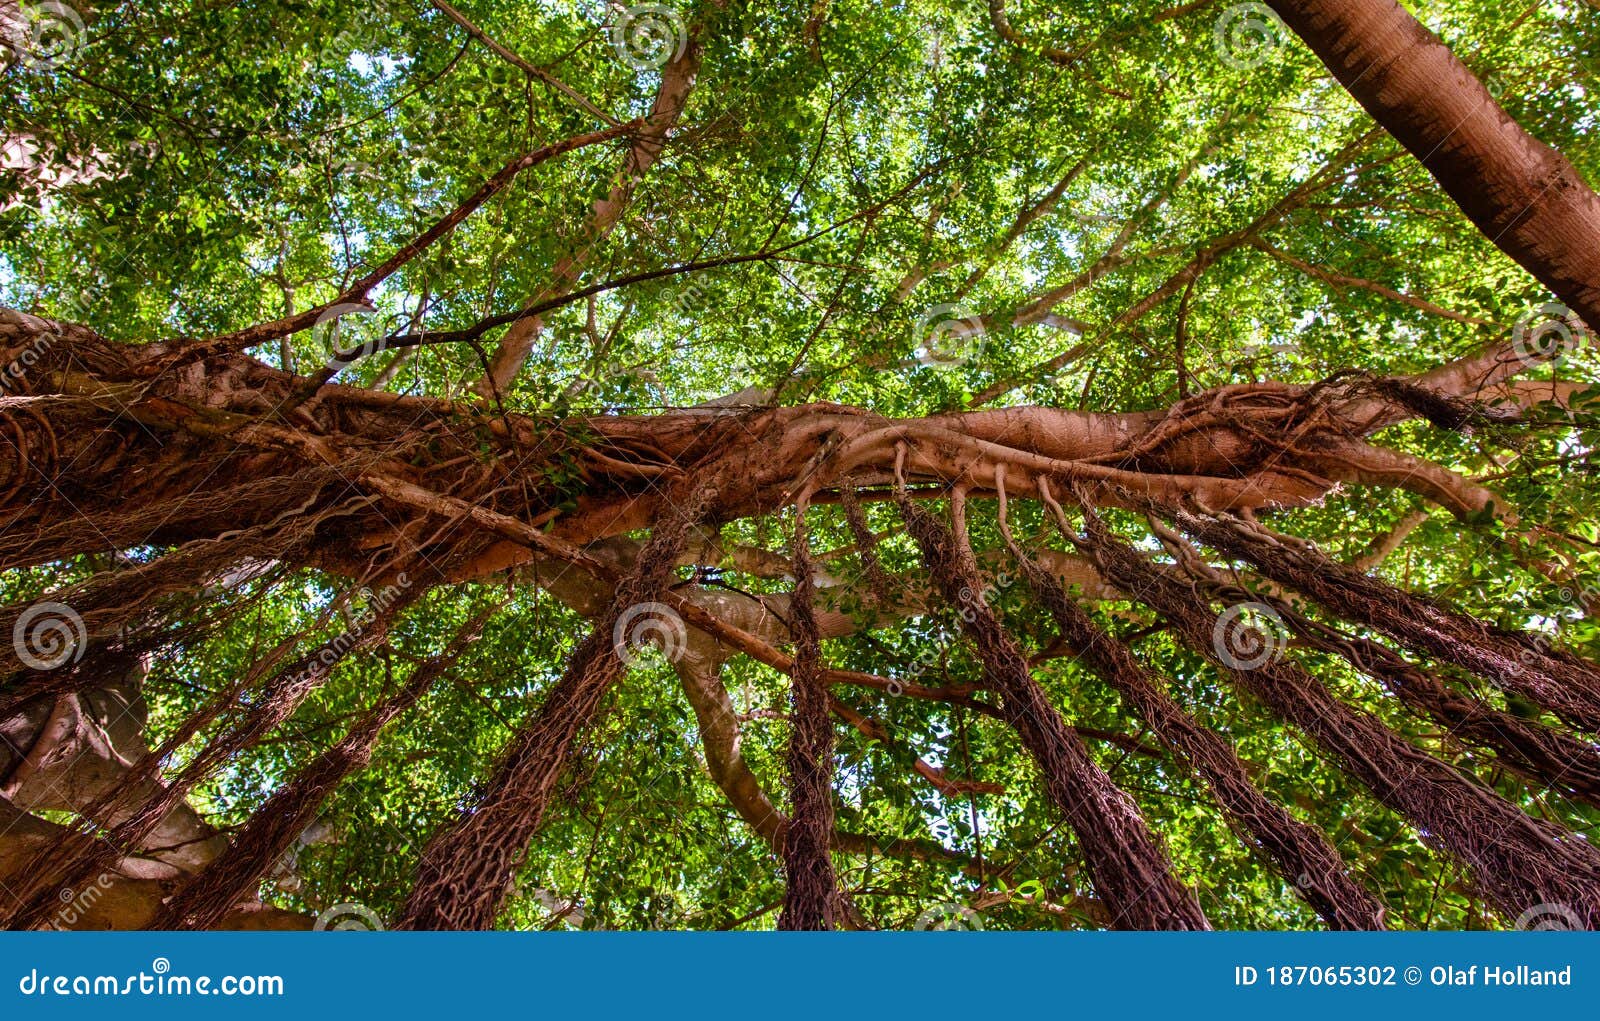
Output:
top-left (1269, 0), bottom-right (1600, 328)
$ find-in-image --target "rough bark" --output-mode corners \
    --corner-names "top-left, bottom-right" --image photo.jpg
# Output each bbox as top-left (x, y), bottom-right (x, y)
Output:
top-left (1221, 578), bottom-right (1600, 809)
top-left (0, 682), bottom-right (225, 874)
top-left (0, 583), bottom-right (413, 930)
top-left (147, 617), bottom-right (485, 930)
top-left (900, 492), bottom-right (1210, 930)
top-left (394, 485), bottom-right (712, 930)
top-left (997, 478), bottom-right (1386, 928)
top-left (0, 800), bottom-right (309, 930)
top-left (777, 514), bottom-right (840, 930)
top-left (1175, 509), bottom-right (1600, 733)
top-left (1078, 510), bottom-right (1600, 926)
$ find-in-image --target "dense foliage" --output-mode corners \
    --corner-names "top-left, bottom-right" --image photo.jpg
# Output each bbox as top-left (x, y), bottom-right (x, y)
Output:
top-left (2, 0), bottom-right (1597, 930)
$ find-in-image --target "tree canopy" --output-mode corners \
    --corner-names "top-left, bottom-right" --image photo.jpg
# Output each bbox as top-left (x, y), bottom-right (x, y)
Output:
top-left (1, 0), bottom-right (1598, 931)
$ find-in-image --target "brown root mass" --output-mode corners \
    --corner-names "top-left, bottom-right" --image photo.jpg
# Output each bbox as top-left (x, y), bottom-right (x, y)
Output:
top-left (1077, 508), bottom-right (1600, 927)
top-left (777, 511), bottom-right (840, 930)
top-left (393, 484), bottom-right (713, 930)
top-left (898, 489), bottom-right (1210, 930)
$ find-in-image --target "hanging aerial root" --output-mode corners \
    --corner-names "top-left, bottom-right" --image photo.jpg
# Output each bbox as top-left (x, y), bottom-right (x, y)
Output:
top-left (0, 505), bottom-right (354, 715)
top-left (395, 482), bottom-right (716, 931)
top-left (996, 470), bottom-right (1386, 929)
top-left (778, 497), bottom-right (841, 930)
top-left (892, 458), bottom-right (1208, 930)
top-left (1171, 507), bottom-right (1600, 734)
top-left (1322, 632), bottom-right (1600, 808)
top-left (1074, 507), bottom-right (1600, 927)
top-left (0, 582), bottom-right (419, 930)
top-left (147, 608), bottom-right (494, 930)
top-left (1170, 553), bottom-right (1600, 810)
top-left (837, 483), bottom-right (892, 602)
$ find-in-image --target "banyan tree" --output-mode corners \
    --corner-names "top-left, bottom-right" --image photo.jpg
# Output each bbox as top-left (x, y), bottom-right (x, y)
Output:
top-left (1, 0), bottom-right (1599, 930)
